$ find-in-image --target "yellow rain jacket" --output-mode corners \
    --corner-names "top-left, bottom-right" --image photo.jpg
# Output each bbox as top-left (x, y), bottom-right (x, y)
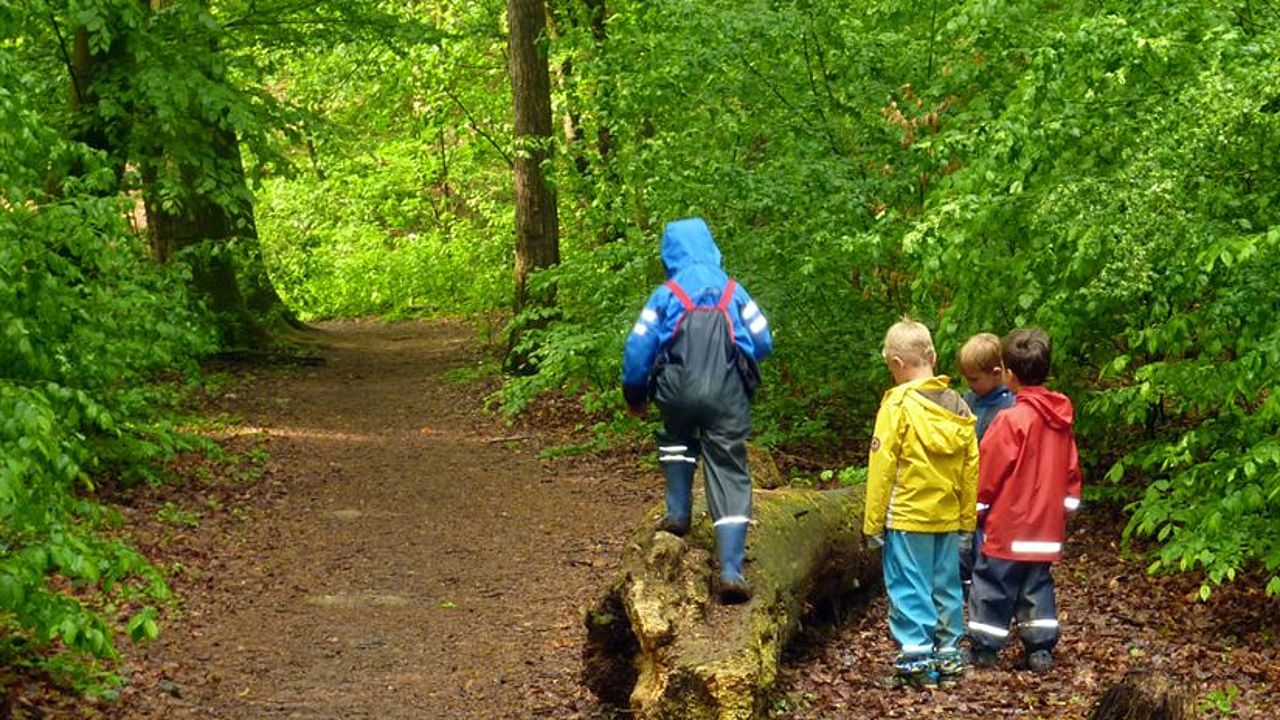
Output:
top-left (864, 375), bottom-right (979, 536)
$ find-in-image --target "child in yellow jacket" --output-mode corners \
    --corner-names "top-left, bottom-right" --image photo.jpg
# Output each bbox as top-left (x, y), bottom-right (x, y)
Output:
top-left (864, 317), bottom-right (979, 688)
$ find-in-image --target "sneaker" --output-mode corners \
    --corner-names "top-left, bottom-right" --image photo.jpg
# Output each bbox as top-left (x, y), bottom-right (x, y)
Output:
top-left (881, 669), bottom-right (939, 690)
top-left (1021, 649), bottom-right (1053, 673)
top-left (935, 654), bottom-right (965, 687)
top-left (967, 647), bottom-right (999, 668)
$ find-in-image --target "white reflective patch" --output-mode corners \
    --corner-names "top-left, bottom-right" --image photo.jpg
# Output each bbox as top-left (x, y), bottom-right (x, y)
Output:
top-left (658, 445), bottom-right (688, 453)
top-left (632, 322), bottom-right (648, 336)
top-left (1064, 497), bottom-right (1081, 510)
top-left (1019, 619), bottom-right (1059, 628)
top-left (968, 621), bottom-right (1010, 638)
top-left (1011, 540), bottom-right (1062, 554)
top-left (976, 502), bottom-right (990, 512)
top-left (713, 515), bottom-right (751, 527)
top-left (903, 644), bottom-right (933, 654)
top-left (742, 301), bottom-right (760, 319)
top-left (749, 316), bottom-right (768, 334)
top-left (641, 308), bottom-right (658, 323)
top-left (659, 455), bottom-right (697, 464)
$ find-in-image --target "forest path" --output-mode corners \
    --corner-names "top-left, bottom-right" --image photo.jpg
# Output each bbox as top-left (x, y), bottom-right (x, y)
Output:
top-left (117, 320), bottom-right (647, 719)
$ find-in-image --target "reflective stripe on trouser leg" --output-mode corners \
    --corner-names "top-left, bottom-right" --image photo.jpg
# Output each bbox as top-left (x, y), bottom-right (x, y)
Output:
top-left (967, 552), bottom-right (1024, 651)
top-left (883, 530), bottom-right (940, 657)
top-left (1015, 562), bottom-right (1059, 652)
top-left (657, 434), bottom-right (699, 529)
top-left (931, 532), bottom-right (965, 654)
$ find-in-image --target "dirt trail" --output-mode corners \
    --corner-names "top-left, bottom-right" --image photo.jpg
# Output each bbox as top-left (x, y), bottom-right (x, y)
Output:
top-left (118, 320), bottom-right (650, 719)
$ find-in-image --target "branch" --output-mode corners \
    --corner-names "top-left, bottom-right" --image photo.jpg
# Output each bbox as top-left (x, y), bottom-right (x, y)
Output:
top-left (47, 14), bottom-right (84, 104)
top-left (443, 86), bottom-right (513, 168)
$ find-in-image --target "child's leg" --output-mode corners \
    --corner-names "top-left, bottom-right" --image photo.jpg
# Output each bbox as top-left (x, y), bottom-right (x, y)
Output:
top-left (967, 554), bottom-right (1024, 654)
top-left (701, 394), bottom-right (752, 601)
top-left (884, 531), bottom-right (939, 677)
top-left (656, 411), bottom-right (700, 535)
top-left (930, 532), bottom-right (965, 652)
top-left (1014, 562), bottom-right (1059, 653)
top-left (930, 532), bottom-right (965, 681)
top-left (960, 527), bottom-right (984, 601)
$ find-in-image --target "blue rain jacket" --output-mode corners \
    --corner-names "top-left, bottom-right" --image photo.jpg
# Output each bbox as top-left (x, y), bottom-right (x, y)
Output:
top-left (621, 218), bottom-right (773, 406)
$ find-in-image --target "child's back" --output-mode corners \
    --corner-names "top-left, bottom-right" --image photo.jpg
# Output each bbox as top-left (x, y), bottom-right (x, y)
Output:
top-left (977, 385), bottom-right (1079, 562)
top-left (864, 318), bottom-right (977, 689)
top-left (967, 328), bottom-right (1081, 674)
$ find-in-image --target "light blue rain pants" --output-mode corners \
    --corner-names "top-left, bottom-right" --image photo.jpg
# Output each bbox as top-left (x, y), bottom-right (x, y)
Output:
top-left (883, 530), bottom-right (965, 669)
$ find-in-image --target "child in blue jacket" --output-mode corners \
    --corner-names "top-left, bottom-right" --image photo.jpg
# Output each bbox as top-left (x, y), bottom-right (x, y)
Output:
top-left (957, 332), bottom-right (1016, 599)
top-left (621, 217), bottom-right (773, 603)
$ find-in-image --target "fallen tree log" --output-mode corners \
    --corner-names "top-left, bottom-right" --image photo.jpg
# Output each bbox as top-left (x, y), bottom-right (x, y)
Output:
top-left (583, 485), bottom-right (879, 720)
top-left (1088, 670), bottom-right (1192, 720)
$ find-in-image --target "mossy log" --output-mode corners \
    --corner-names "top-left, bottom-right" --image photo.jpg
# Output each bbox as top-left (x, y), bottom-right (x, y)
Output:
top-left (583, 486), bottom-right (879, 720)
top-left (1088, 670), bottom-right (1192, 720)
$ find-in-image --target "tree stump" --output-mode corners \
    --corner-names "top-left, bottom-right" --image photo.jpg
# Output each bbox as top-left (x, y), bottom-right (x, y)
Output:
top-left (583, 486), bottom-right (879, 720)
top-left (1088, 670), bottom-right (1193, 720)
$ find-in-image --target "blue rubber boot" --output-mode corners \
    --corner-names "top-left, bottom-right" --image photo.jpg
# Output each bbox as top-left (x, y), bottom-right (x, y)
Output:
top-left (716, 521), bottom-right (751, 604)
top-left (658, 461), bottom-right (695, 536)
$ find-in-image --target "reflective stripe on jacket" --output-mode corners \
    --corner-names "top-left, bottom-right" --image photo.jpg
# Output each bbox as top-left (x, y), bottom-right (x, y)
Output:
top-left (864, 376), bottom-right (979, 536)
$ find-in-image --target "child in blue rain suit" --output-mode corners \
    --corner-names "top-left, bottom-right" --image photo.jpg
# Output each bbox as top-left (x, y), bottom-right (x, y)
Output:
top-left (621, 217), bottom-right (773, 604)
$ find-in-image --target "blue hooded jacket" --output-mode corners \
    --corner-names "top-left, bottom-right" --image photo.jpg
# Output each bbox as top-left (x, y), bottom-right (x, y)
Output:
top-left (621, 218), bottom-right (773, 406)
top-left (964, 385), bottom-right (1016, 440)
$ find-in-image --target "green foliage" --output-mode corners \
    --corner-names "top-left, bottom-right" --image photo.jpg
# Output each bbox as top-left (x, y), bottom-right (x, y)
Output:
top-left (510, 0), bottom-right (1280, 596)
top-left (1, 25), bottom-right (211, 690)
top-left (254, 2), bottom-right (513, 319)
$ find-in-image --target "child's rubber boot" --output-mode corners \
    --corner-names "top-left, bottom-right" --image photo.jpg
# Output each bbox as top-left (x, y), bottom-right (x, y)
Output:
top-left (1018, 649), bottom-right (1054, 673)
top-left (715, 521), bottom-right (751, 604)
top-left (657, 462), bottom-right (694, 536)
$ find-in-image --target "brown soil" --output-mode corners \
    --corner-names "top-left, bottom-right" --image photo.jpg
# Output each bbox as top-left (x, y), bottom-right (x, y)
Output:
top-left (106, 319), bottom-right (651, 719)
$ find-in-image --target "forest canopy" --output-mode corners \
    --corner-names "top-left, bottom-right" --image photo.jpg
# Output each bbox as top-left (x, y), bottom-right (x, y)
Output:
top-left (3, 0), bottom-right (1279, 691)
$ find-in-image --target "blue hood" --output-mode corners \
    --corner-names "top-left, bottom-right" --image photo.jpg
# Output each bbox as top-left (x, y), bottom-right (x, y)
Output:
top-left (661, 218), bottom-right (722, 277)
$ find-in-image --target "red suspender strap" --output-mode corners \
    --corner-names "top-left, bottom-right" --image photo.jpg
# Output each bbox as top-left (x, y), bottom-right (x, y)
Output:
top-left (665, 279), bottom-right (695, 310)
top-left (717, 279), bottom-right (737, 311)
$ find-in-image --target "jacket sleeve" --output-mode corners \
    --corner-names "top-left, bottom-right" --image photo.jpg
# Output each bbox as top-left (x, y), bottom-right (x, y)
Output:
top-left (960, 428), bottom-right (979, 532)
top-left (863, 394), bottom-right (902, 537)
top-left (976, 411), bottom-right (1019, 523)
top-left (621, 288), bottom-right (666, 407)
top-left (734, 285), bottom-right (773, 361)
top-left (1064, 433), bottom-right (1082, 513)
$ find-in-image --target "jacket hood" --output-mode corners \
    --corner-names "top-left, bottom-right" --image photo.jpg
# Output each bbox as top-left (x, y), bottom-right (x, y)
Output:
top-left (1016, 385), bottom-right (1075, 430)
top-left (900, 376), bottom-right (975, 457)
top-left (661, 217), bottom-right (722, 277)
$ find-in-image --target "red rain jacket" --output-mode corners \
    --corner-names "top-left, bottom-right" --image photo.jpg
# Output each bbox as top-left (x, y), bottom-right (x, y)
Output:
top-left (977, 385), bottom-right (1082, 563)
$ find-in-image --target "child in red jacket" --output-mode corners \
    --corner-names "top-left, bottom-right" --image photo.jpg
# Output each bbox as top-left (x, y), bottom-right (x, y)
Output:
top-left (966, 328), bottom-right (1081, 673)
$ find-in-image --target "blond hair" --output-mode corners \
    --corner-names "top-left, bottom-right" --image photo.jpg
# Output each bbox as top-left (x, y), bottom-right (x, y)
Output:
top-left (882, 316), bottom-right (935, 368)
top-left (957, 332), bottom-right (1003, 374)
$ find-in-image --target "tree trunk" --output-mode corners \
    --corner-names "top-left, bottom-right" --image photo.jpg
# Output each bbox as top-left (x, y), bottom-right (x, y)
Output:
top-left (1088, 670), bottom-right (1193, 720)
top-left (584, 486), bottom-right (880, 720)
top-left (141, 124), bottom-right (301, 347)
top-left (138, 0), bottom-right (302, 346)
top-left (506, 0), bottom-right (561, 370)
